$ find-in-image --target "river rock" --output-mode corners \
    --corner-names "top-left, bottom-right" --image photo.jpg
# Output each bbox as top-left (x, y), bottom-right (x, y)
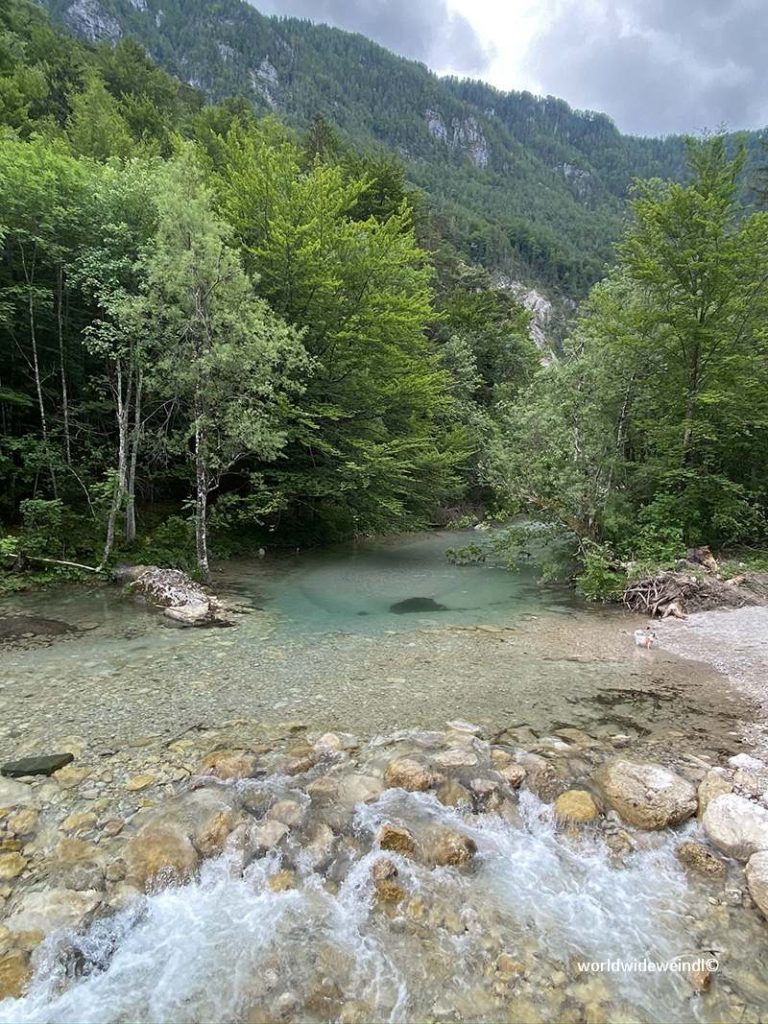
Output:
top-left (698, 769), bottom-right (734, 816)
top-left (5, 808), bottom-right (37, 837)
top-left (436, 779), bottom-right (472, 808)
top-left (377, 823), bottom-right (416, 856)
top-left (336, 774), bottom-right (383, 808)
top-left (554, 790), bottom-right (600, 823)
top-left (249, 820), bottom-right (289, 856)
top-left (123, 822), bottom-right (199, 889)
top-left (306, 777), bottom-right (339, 804)
top-left (183, 791), bottom-right (241, 857)
top-left (433, 748), bottom-right (478, 769)
top-left (371, 859), bottom-right (405, 904)
top-left (499, 764), bottom-right (526, 788)
top-left (0, 853), bottom-right (27, 881)
top-left (1, 753), bottom-right (74, 778)
top-left (0, 778), bottom-right (37, 811)
top-left (746, 851), bottom-right (768, 918)
top-left (0, 949), bottom-right (31, 1000)
top-left (267, 800), bottom-right (306, 828)
top-left (5, 888), bottom-right (101, 938)
top-left (675, 840), bottom-right (727, 878)
top-left (302, 823), bottom-right (336, 870)
top-left (61, 811), bottom-right (98, 834)
top-left (200, 749), bottom-right (258, 780)
top-left (384, 758), bottom-right (439, 792)
top-left (423, 826), bottom-right (476, 867)
top-left (702, 793), bottom-right (768, 861)
top-left (595, 760), bottom-right (697, 829)
top-left (519, 755), bottom-right (562, 802)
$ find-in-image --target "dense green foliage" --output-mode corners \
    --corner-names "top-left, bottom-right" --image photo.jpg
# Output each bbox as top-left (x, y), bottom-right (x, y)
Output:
top-left (0, 0), bottom-right (535, 575)
top-left (2, 0), bottom-right (766, 595)
top-left (496, 138), bottom-right (768, 596)
top-left (39, 0), bottom-right (767, 298)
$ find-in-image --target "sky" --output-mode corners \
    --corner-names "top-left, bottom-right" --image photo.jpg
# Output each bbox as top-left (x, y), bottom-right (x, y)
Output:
top-left (251, 0), bottom-right (768, 137)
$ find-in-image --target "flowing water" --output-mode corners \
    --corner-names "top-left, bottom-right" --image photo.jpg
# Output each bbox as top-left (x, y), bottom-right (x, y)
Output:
top-left (1, 531), bottom-right (767, 1023)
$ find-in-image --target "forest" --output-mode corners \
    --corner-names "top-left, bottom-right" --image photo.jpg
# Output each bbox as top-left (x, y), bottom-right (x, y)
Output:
top-left (1, 0), bottom-right (767, 596)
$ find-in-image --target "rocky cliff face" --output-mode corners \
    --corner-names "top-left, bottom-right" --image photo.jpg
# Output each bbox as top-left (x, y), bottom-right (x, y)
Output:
top-left (424, 110), bottom-right (489, 168)
top-left (63, 0), bottom-right (122, 42)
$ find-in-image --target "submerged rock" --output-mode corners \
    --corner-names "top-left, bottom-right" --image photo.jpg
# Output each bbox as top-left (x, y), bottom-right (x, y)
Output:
top-left (0, 615), bottom-right (77, 643)
top-left (0, 949), bottom-right (31, 1000)
top-left (5, 888), bottom-right (102, 938)
top-left (702, 793), bottom-right (768, 861)
top-left (389, 597), bottom-right (448, 614)
top-left (384, 758), bottom-right (439, 792)
top-left (123, 822), bottom-right (199, 889)
top-left (423, 826), bottom-right (476, 867)
top-left (1, 753), bottom-right (73, 778)
top-left (675, 840), bottom-right (727, 879)
top-left (595, 760), bottom-right (697, 830)
top-left (377, 823), bottom-right (417, 856)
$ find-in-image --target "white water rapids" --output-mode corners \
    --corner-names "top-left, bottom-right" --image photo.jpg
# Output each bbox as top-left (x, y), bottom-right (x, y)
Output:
top-left (0, 790), bottom-right (739, 1024)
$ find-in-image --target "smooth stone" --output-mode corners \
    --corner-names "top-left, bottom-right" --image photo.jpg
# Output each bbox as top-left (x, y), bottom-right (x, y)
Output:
top-left (336, 774), bottom-right (383, 809)
top-left (554, 790), bottom-right (600, 823)
top-left (250, 820), bottom-right (290, 855)
top-left (500, 764), bottom-right (526, 787)
top-left (436, 779), bottom-right (472, 807)
top-left (1, 753), bottom-right (73, 778)
top-left (126, 774), bottom-right (156, 792)
top-left (61, 811), bottom-right (97, 833)
top-left (746, 850), bottom-right (768, 918)
top-left (200, 749), bottom-right (258, 780)
top-left (267, 800), bottom-right (306, 828)
top-left (0, 779), bottom-right (37, 809)
top-left (698, 770), bottom-right (734, 816)
top-left (383, 758), bottom-right (439, 792)
top-left (5, 809), bottom-right (37, 836)
top-left (0, 949), bottom-right (31, 1000)
top-left (433, 748), bottom-right (478, 768)
top-left (596, 760), bottom-right (697, 829)
top-left (703, 793), bottom-right (768, 861)
top-left (423, 826), bottom-right (476, 867)
top-left (5, 888), bottom-right (101, 938)
top-left (0, 852), bottom-right (27, 881)
top-left (123, 822), bottom-right (199, 889)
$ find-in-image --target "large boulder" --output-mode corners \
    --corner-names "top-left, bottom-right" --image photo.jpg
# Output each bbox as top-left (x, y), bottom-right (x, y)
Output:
top-left (595, 760), bottom-right (697, 830)
top-left (702, 793), bottom-right (768, 861)
top-left (746, 850), bottom-right (768, 917)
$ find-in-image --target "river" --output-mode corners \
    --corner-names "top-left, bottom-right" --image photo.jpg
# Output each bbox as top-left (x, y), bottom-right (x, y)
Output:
top-left (0, 530), bottom-right (767, 1023)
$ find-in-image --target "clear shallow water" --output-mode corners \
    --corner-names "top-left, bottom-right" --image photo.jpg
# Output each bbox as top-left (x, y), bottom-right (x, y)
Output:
top-left (0, 530), bottom-right (755, 755)
top-left (221, 529), bottom-right (578, 636)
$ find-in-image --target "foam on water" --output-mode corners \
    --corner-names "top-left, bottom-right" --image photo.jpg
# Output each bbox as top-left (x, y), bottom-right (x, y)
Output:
top-left (1, 790), bottom-right (724, 1024)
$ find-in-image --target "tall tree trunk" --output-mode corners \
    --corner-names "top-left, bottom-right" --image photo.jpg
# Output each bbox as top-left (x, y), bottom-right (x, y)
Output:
top-left (21, 246), bottom-right (57, 497)
top-left (56, 266), bottom-right (71, 466)
top-left (194, 409), bottom-right (209, 579)
top-left (125, 362), bottom-right (142, 544)
top-left (101, 358), bottom-right (131, 567)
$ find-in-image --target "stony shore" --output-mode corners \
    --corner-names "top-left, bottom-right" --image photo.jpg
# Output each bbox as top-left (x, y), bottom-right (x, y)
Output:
top-left (2, 715), bottom-right (768, 1020)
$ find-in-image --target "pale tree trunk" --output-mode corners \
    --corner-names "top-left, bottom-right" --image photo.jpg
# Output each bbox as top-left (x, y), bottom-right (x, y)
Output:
top-left (101, 358), bottom-right (132, 567)
top-left (194, 410), bottom-right (210, 579)
top-left (125, 362), bottom-right (143, 544)
top-left (21, 245), bottom-right (57, 497)
top-left (56, 266), bottom-right (71, 466)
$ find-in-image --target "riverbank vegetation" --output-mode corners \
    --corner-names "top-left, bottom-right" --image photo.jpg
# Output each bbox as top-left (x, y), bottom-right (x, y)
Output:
top-left (1, 0), bottom-right (766, 596)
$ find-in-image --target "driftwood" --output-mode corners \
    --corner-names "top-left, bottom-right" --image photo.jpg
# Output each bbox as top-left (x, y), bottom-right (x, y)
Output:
top-left (1, 552), bottom-right (103, 574)
top-left (623, 569), bottom-right (768, 618)
top-left (114, 565), bottom-right (233, 627)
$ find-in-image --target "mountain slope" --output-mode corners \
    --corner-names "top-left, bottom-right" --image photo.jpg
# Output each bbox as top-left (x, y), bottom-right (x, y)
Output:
top-left (42, 0), bottom-right (767, 295)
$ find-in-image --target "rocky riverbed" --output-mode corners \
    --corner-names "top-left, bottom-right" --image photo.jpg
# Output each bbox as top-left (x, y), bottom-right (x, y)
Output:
top-left (2, 720), bottom-right (768, 1022)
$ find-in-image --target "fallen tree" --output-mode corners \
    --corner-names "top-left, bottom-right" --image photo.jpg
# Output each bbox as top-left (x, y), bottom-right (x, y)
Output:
top-left (113, 565), bottom-right (233, 627)
top-left (622, 569), bottom-right (768, 618)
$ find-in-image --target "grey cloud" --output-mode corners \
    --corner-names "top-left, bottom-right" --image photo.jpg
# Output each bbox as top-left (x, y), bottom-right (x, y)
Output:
top-left (524, 0), bottom-right (768, 135)
top-left (251, 0), bottom-right (493, 74)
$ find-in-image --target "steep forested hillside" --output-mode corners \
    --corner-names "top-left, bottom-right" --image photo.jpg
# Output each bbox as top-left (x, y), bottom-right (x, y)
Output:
top-left (40, 0), bottom-right (766, 296)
